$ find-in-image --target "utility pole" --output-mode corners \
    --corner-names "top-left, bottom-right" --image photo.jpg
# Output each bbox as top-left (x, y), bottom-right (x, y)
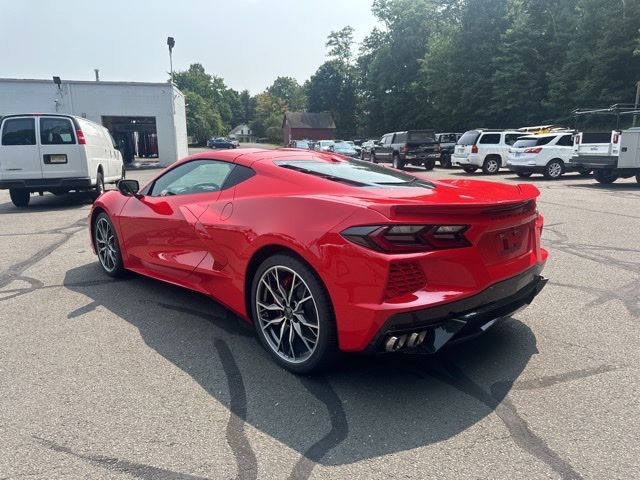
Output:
top-left (167, 37), bottom-right (175, 84)
top-left (633, 80), bottom-right (640, 127)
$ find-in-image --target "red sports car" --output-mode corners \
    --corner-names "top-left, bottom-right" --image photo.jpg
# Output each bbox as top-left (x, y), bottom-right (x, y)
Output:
top-left (90, 149), bottom-right (548, 373)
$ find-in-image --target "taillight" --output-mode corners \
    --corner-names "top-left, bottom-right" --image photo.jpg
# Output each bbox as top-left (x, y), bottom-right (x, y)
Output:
top-left (402, 144), bottom-right (409, 153)
top-left (76, 129), bottom-right (86, 144)
top-left (341, 224), bottom-right (470, 253)
top-left (471, 144), bottom-right (478, 154)
top-left (575, 134), bottom-right (581, 145)
top-left (612, 133), bottom-right (619, 144)
top-left (525, 147), bottom-right (542, 154)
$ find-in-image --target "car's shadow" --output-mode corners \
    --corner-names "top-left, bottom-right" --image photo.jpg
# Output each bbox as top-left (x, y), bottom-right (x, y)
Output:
top-left (0, 192), bottom-right (96, 214)
top-left (64, 263), bottom-right (538, 467)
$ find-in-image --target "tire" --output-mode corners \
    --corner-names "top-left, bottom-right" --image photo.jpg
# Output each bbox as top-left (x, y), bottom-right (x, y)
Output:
top-left (424, 159), bottom-right (435, 171)
top-left (578, 169), bottom-right (591, 177)
top-left (463, 165), bottom-right (478, 173)
top-left (593, 169), bottom-right (618, 184)
top-left (516, 172), bottom-right (533, 178)
top-left (440, 152), bottom-right (452, 168)
top-left (251, 254), bottom-right (339, 374)
top-left (543, 159), bottom-right (564, 180)
top-left (636, 173), bottom-right (640, 184)
top-left (392, 153), bottom-right (405, 170)
top-left (369, 151), bottom-right (378, 164)
top-left (482, 156), bottom-right (501, 174)
top-left (9, 188), bottom-right (30, 207)
top-left (93, 212), bottom-right (126, 278)
top-left (91, 171), bottom-right (105, 201)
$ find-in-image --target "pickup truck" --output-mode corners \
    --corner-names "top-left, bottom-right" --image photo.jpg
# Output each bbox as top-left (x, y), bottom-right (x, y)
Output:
top-left (370, 130), bottom-right (440, 170)
top-left (571, 129), bottom-right (640, 184)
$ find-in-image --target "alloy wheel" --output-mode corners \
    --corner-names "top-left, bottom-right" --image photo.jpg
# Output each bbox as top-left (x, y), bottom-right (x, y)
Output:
top-left (547, 161), bottom-right (562, 178)
top-left (95, 217), bottom-right (118, 272)
top-left (255, 265), bottom-right (319, 364)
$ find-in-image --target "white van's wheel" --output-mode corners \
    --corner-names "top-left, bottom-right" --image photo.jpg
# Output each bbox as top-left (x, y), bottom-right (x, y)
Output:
top-left (543, 159), bottom-right (564, 179)
top-left (91, 172), bottom-right (105, 201)
top-left (482, 156), bottom-right (501, 174)
top-left (9, 189), bottom-right (30, 208)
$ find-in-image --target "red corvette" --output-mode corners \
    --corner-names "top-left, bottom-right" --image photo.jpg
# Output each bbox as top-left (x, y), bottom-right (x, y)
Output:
top-left (90, 149), bottom-right (547, 373)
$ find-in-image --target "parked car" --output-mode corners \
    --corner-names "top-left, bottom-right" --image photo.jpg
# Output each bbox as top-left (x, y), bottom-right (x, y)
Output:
top-left (360, 139), bottom-right (378, 160)
top-left (207, 137), bottom-right (237, 149)
top-left (315, 140), bottom-right (335, 152)
top-left (571, 128), bottom-right (640, 184)
top-left (331, 142), bottom-right (359, 158)
top-left (290, 139), bottom-right (311, 149)
top-left (342, 140), bottom-right (361, 156)
top-left (435, 132), bottom-right (462, 168)
top-left (90, 149), bottom-right (548, 373)
top-left (452, 129), bottom-right (524, 174)
top-left (370, 130), bottom-right (440, 170)
top-left (0, 114), bottom-right (124, 207)
top-left (506, 132), bottom-right (589, 179)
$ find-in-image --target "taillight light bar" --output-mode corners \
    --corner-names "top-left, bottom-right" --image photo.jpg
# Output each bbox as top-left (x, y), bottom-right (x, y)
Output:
top-left (524, 147), bottom-right (542, 153)
top-left (471, 144), bottom-right (479, 154)
top-left (76, 129), bottom-right (86, 144)
top-left (341, 224), bottom-right (471, 253)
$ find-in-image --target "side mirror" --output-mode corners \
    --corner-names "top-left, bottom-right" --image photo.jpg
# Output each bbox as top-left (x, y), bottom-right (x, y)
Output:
top-left (117, 179), bottom-right (140, 197)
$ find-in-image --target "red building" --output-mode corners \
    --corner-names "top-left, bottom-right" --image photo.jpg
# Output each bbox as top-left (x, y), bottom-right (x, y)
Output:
top-left (282, 112), bottom-right (336, 145)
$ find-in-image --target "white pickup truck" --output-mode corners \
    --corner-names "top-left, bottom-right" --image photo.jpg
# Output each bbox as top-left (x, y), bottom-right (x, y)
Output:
top-left (570, 129), bottom-right (640, 184)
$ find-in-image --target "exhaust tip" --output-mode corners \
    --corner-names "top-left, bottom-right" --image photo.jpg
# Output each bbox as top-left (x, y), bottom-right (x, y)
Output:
top-left (406, 332), bottom-right (420, 348)
top-left (384, 336), bottom-right (399, 352)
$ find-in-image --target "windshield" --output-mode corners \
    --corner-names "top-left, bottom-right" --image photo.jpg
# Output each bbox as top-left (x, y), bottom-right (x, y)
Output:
top-left (458, 131), bottom-right (480, 145)
top-left (276, 159), bottom-right (434, 188)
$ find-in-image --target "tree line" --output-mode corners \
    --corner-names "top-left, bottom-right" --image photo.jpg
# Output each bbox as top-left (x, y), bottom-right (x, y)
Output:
top-left (175, 0), bottom-right (640, 145)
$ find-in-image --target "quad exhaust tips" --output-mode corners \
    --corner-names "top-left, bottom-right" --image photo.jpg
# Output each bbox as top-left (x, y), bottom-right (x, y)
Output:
top-left (384, 330), bottom-right (428, 352)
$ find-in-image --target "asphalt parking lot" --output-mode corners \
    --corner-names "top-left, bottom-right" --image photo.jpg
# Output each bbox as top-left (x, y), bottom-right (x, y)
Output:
top-left (0, 157), bottom-right (638, 480)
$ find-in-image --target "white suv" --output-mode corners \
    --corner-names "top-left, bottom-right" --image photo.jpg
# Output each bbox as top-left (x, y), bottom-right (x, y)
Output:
top-left (507, 132), bottom-right (589, 179)
top-left (452, 129), bottom-right (524, 174)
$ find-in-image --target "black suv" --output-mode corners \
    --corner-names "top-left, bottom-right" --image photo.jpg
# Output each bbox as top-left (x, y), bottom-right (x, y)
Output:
top-left (369, 130), bottom-right (440, 170)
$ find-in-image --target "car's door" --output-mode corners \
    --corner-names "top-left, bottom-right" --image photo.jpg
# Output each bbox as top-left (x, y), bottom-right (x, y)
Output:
top-left (118, 159), bottom-right (235, 278)
top-left (39, 116), bottom-right (85, 180)
top-left (0, 116), bottom-right (42, 181)
top-left (554, 134), bottom-right (575, 162)
top-left (377, 134), bottom-right (392, 161)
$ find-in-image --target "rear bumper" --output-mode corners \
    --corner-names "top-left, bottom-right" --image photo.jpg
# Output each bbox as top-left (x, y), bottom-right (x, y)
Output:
top-left (507, 164), bottom-right (545, 174)
top-left (364, 263), bottom-right (547, 353)
top-left (0, 177), bottom-right (93, 191)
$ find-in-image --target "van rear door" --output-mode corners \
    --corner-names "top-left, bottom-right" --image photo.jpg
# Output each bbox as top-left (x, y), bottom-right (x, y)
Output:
top-left (39, 116), bottom-right (86, 179)
top-left (0, 116), bottom-right (42, 181)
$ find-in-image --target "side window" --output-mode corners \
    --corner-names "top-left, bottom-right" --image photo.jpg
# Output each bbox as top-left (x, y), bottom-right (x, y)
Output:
top-left (394, 132), bottom-right (407, 143)
top-left (40, 118), bottom-right (76, 145)
top-left (2, 118), bottom-right (36, 145)
top-left (149, 160), bottom-right (234, 197)
top-left (556, 135), bottom-right (574, 147)
top-left (504, 134), bottom-right (522, 146)
top-left (479, 133), bottom-right (501, 145)
top-left (382, 135), bottom-right (391, 145)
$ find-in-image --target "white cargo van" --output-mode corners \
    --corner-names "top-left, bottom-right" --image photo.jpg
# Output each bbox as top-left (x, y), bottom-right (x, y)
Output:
top-left (0, 114), bottom-right (124, 207)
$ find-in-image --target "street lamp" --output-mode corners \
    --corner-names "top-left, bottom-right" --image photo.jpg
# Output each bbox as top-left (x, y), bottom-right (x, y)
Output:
top-left (167, 36), bottom-right (175, 84)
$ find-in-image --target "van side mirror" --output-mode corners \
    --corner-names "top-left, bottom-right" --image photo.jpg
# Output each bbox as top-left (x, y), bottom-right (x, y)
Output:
top-left (117, 179), bottom-right (140, 197)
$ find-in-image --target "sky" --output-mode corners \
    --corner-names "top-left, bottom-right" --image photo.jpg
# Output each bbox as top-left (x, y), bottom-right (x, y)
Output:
top-left (0, 0), bottom-right (380, 94)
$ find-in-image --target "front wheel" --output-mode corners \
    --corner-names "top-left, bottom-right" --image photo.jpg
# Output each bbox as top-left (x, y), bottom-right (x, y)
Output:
top-left (463, 165), bottom-right (478, 173)
top-left (9, 188), bottom-right (30, 207)
top-left (251, 254), bottom-right (339, 374)
top-left (424, 159), bottom-right (435, 171)
top-left (543, 159), bottom-right (564, 180)
top-left (593, 169), bottom-right (618, 184)
top-left (93, 212), bottom-right (126, 277)
top-left (440, 153), bottom-right (452, 168)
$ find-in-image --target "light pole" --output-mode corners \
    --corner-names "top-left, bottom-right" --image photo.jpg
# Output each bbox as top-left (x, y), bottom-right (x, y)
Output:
top-left (167, 36), bottom-right (175, 84)
top-left (634, 80), bottom-right (640, 128)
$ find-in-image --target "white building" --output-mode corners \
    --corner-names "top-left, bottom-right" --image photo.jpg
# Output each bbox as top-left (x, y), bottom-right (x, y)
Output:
top-left (229, 124), bottom-right (255, 143)
top-left (0, 78), bottom-right (188, 166)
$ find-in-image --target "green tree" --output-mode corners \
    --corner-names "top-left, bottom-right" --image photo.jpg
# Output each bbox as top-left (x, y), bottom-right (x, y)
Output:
top-left (267, 77), bottom-right (306, 111)
top-left (250, 93), bottom-right (287, 143)
top-left (184, 91), bottom-right (222, 144)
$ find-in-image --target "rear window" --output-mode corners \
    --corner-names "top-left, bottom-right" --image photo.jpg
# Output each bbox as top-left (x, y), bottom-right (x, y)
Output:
top-left (407, 131), bottom-right (434, 142)
top-left (277, 159), bottom-right (433, 188)
top-left (513, 136), bottom-right (555, 148)
top-left (479, 133), bottom-right (500, 145)
top-left (458, 131), bottom-right (480, 145)
top-left (2, 118), bottom-right (36, 145)
top-left (40, 117), bottom-right (76, 145)
top-left (394, 132), bottom-right (407, 143)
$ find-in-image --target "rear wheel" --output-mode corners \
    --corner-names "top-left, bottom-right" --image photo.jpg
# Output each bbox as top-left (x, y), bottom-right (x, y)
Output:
top-left (543, 159), bottom-right (564, 180)
top-left (93, 212), bottom-right (126, 277)
top-left (482, 156), bottom-right (501, 174)
top-left (636, 173), bottom-right (640, 184)
top-left (463, 165), bottom-right (478, 173)
top-left (516, 172), bottom-right (533, 178)
top-left (251, 254), bottom-right (339, 374)
top-left (424, 159), bottom-right (435, 171)
top-left (91, 171), bottom-right (105, 201)
top-left (369, 151), bottom-right (378, 164)
top-left (593, 169), bottom-right (618, 184)
top-left (440, 152), bottom-right (452, 168)
top-left (578, 169), bottom-right (591, 177)
top-left (9, 188), bottom-right (30, 207)
top-left (392, 153), bottom-right (405, 170)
